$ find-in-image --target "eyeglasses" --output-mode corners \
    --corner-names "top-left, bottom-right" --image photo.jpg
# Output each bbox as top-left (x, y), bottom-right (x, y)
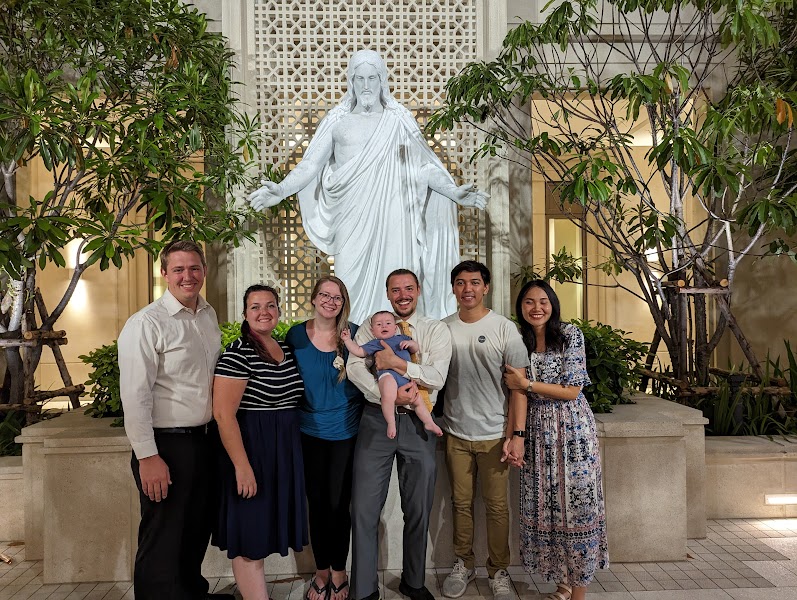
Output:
top-left (317, 291), bottom-right (344, 305)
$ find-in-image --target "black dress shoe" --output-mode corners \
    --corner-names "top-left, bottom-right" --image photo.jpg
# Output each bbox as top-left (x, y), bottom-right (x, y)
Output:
top-left (398, 578), bottom-right (434, 600)
top-left (356, 592), bottom-right (380, 600)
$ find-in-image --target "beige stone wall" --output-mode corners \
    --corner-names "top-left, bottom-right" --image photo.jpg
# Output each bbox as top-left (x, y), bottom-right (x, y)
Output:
top-left (717, 237), bottom-right (797, 369)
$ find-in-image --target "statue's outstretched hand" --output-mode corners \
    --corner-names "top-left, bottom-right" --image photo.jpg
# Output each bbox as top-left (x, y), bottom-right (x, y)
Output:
top-left (452, 183), bottom-right (489, 210)
top-left (247, 181), bottom-right (283, 211)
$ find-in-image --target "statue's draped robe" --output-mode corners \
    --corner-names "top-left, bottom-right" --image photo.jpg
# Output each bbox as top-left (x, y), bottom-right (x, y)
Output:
top-left (298, 107), bottom-right (459, 325)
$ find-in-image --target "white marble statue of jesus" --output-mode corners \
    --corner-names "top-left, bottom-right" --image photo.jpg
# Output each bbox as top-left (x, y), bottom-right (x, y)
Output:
top-left (248, 50), bottom-right (488, 324)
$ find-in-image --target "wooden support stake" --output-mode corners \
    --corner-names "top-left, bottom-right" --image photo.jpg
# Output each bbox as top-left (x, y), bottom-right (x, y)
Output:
top-left (680, 385), bottom-right (793, 397)
top-left (22, 329), bottom-right (66, 340)
top-left (0, 338), bottom-right (67, 348)
top-left (0, 339), bottom-right (37, 348)
top-left (678, 287), bottom-right (731, 295)
top-left (707, 366), bottom-right (788, 387)
top-left (636, 367), bottom-right (690, 390)
top-left (35, 291), bottom-right (81, 409)
top-left (28, 384), bottom-right (85, 402)
top-left (660, 280), bottom-right (686, 288)
top-left (0, 404), bottom-right (45, 413)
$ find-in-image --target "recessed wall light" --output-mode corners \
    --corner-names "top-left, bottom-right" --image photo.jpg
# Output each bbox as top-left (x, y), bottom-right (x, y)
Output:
top-left (764, 494), bottom-right (797, 505)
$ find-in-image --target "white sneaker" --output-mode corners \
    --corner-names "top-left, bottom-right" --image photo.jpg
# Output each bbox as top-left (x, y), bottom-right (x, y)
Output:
top-left (488, 569), bottom-right (513, 600)
top-left (442, 558), bottom-right (475, 598)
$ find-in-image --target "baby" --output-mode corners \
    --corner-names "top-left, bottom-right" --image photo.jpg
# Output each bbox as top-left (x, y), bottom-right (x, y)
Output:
top-left (343, 311), bottom-right (443, 439)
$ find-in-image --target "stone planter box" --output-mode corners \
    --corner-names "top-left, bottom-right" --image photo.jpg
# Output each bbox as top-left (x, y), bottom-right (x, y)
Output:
top-left (15, 409), bottom-right (104, 560)
top-left (16, 397), bottom-right (707, 583)
top-left (0, 456), bottom-right (23, 541)
top-left (42, 427), bottom-right (136, 583)
top-left (706, 435), bottom-right (797, 519)
top-left (17, 413), bottom-right (239, 583)
top-left (595, 395), bottom-right (707, 562)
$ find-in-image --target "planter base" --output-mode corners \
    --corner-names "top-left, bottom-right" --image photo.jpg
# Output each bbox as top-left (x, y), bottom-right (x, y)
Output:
top-left (14, 397), bottom-right (709, 582)
top-left (706, 435), bottom-right (797, 519)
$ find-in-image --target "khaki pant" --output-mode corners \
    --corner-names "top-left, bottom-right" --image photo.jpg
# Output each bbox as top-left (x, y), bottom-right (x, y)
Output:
top-left (445, 434), bottom-right (510, 577)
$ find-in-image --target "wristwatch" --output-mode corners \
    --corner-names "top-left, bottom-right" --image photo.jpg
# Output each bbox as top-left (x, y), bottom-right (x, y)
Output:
top-left (512, 430), bottom-right (526, 438)
top-left (526, 379), bottom-right (534, 394)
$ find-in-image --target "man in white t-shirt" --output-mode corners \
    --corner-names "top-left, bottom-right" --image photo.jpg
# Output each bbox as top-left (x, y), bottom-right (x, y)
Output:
top-left (441, 261), bottom-right (529, 600)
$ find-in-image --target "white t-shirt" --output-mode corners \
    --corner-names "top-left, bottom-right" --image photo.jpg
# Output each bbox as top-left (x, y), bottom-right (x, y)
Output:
top-left (442, 310), bottom-right (530, 441)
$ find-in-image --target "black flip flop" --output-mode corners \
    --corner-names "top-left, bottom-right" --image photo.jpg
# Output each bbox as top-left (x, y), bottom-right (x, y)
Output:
top-left (306, 577), bottom-right (330, 600)
top-left (330, 579), bottom-right (349, 600)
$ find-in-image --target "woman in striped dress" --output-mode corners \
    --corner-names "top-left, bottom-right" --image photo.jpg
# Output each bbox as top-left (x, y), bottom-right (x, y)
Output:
top-left (213, 284), bottom-right (308, 600)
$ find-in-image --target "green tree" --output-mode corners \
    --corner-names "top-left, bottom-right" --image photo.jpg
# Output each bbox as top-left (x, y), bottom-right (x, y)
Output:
top-left (429, 0), bottom-right (797, 389)
top-left (0, 0), bottom-right (262, 409)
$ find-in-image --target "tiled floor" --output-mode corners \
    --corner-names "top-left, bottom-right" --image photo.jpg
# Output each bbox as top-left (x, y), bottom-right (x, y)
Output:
top-left (2, 519), bottom-right (797, 599)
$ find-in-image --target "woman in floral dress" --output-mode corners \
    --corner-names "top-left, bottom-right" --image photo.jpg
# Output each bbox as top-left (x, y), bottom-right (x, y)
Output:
top-left (503, 280), bottom-right (608, 600)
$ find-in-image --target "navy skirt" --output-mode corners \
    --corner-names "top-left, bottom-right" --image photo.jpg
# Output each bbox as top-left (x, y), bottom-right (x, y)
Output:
top-left (213, 408), bottom-right (308, 559)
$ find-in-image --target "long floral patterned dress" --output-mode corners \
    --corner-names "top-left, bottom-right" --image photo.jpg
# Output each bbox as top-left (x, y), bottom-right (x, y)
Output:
top-left (520, 323), bottom-right (609, 587)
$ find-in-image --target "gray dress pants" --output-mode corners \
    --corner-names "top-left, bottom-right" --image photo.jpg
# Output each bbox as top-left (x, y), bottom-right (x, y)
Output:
top-left (351, 403), bottom-right (439, 599)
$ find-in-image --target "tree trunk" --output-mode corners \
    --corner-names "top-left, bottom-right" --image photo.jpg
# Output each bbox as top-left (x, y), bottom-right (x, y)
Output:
top-left (22, 269), bottom-right (44, 375)
top-left (2, 348), bottom-right (24, 405)
top-left (663, 286), bottom-right (685, 380)
top-left (693, 278), bottom-right (710, 386)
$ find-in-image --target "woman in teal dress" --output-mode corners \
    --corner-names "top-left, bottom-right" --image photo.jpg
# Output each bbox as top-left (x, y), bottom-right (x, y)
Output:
top-left (285, 276), bottom-right (363, 600)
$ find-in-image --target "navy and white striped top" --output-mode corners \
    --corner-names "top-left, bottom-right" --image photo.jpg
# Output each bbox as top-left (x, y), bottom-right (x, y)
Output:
top-left (214, 338), bottom-right (305, 411)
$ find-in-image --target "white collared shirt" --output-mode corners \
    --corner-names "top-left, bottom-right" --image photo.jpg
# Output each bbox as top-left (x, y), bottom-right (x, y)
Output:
top-left (347, 311), bottom-right (452, 406)
top-left (118, 289), bottom-right (221, 459)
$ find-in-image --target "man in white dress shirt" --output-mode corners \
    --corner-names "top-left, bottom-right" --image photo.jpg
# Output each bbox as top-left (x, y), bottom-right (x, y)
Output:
top-left (119, 240), bottom-right (231, 600)
top-left (347, 269), bottom-right (452, 600)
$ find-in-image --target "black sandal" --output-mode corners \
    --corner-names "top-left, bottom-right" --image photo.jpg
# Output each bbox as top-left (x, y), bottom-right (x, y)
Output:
top-left (306, 577), bottom-right (330, 600)
top-left (330, 578), bottom-right (349, 600)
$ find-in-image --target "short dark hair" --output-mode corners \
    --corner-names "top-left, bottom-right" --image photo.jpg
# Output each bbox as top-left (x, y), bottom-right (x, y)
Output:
top-left (450, 260), bottom-right (491, 285)
top-left (160, 240), bottom-right (206, 271)
top-left (385, 269), bottom-right (420, 290)
top-left (370, 310), bottom-right (397, 325)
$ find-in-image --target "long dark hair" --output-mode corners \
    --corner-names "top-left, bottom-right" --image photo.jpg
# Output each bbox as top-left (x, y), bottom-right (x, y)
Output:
top-left (241, 284), bottom-right (281, 364)
top-left (310, 276), bottom-right (352, 382)
top-left (515, 279), bottom-right (566, 354)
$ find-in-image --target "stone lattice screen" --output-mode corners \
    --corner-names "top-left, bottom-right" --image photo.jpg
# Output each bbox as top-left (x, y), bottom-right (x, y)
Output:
top-left (250, 0), bottom-right (485, 319)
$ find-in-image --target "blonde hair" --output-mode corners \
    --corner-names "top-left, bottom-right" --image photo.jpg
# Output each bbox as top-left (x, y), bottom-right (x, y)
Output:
top-left (310, 276), bottom-right (352, 383)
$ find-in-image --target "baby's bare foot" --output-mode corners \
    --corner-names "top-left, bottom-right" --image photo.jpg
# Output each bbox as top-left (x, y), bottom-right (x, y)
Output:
top-left (425, 422), bottom-right (443, 437)
top-left (387, 425), bottom-right (397, 438)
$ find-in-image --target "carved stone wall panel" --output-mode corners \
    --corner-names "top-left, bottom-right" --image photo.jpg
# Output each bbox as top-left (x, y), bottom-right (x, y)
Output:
top-left (250, 0), bottom-right (484, 320)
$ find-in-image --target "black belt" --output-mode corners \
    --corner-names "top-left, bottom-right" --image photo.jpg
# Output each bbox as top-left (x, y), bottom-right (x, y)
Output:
top-left (153, 425), bottom-right (207, 434)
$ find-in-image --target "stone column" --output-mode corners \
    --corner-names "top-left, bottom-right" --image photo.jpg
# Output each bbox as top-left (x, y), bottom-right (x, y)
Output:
top-left (477, 0), bottom-right (513, 315)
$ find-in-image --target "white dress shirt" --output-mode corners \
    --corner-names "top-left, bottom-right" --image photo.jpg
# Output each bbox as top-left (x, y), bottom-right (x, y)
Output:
top-left (118, 289), bottom-right (221, 459)
top-left (347, 312), bottom-right (452, 406)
